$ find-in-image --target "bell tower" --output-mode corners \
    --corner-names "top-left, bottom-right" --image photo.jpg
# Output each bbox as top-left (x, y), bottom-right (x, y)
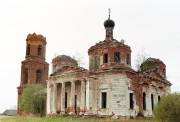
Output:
top-left (17, 33), bottom-right (49, 114)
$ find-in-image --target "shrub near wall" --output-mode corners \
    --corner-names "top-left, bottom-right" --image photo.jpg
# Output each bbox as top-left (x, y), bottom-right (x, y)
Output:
top-left (20, 84), bottom-right (46, 117)
top-left (153, 93), bottom-right (180, 122)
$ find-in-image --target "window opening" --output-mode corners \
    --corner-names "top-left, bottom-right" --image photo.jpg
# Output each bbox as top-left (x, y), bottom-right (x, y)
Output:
top-left (143, 92), bottom-right (146, 110)
top-left (130, 93), bottom-right (134, 109)
top-left (151, 94), bottom-right (154, 110)
top-left (65, 92), bottom-right (67, 108)
top-left (158, 96), bottom-right (161, 103)
top-left (101, 92), bottom-right (107, 108)
top-left (114, 52), bottom-right (120, 62)
top-left (103, 53), bottom-right (108, 63)
top-left (38, 45), bottom-right (42, 56)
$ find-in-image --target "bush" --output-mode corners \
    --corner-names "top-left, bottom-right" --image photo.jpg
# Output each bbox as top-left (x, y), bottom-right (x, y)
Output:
top-left (20, 84), bottom-right (46, 117)
top-left (153, 93), bottom-right (180, 122)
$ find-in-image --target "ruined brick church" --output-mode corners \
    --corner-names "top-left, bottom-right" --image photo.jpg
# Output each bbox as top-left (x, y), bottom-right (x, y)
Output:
top-left (18, 13), bottom-right (171, 118)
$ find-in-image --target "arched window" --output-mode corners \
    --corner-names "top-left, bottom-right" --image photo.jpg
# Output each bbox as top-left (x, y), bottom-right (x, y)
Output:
top-left (26, 44), bottom-right (30, 55)
top-left (24, 68), bottom-right (28, 84)
top-left (36, 70), bottom-right (42, 83)
top-left (114, 52), bottom-right (120, 62)
top-left (103, 53), bottom-right (108, 63)
top-left (37, 45), bottom-right (42, 56)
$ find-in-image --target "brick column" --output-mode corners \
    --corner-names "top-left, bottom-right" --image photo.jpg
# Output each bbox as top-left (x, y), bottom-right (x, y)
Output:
top-left (61, 82), bottom-right (65, 114)
top-left (80, 79), bottom-right (85, 115)
top-left (69, 81), bottom-right (75, 115)
top-left (52, 83), bottom-right (57, 114)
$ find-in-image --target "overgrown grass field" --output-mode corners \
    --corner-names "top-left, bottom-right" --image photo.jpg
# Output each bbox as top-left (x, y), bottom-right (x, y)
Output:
top-left (0, 116), bottom-right (155, 122)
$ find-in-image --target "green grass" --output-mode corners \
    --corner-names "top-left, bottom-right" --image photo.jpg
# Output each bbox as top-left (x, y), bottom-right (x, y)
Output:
top-left (0, 116), bottom-right (155, 122)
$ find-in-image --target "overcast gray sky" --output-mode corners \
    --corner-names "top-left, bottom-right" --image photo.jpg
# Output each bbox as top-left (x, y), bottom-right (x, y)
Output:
top-left (0, 0), bottom-right (179, 113)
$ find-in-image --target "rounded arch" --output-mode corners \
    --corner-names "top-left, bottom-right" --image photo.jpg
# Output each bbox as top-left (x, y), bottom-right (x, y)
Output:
top-left (36, 69), bottom-right (43, 83)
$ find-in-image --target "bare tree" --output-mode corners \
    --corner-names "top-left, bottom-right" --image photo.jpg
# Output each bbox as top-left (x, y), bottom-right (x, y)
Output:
top-left (135, 47), bottom-right (149, 71)
top-left (72, 52), bottom-right (85, 67)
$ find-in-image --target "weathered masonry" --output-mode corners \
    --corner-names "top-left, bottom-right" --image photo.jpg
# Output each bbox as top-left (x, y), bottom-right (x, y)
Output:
top-left (46, 13), bottom-right (171, 118)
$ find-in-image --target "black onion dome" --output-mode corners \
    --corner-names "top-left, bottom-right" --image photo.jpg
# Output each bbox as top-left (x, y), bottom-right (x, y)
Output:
top-left (104, 18), bottom-right (115, 28)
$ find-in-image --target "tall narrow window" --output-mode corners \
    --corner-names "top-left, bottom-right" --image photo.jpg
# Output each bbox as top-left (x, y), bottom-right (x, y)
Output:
top-left (38, 45), bottom-right (42, 56)
top-left (126, 53), bottom-right (130, 65)
top-left (103, 53), bottom-right (108, 63)
top-left (26, 44), bottom-right (30, 55)
top-left (158, 96), bottom-right (161, 103)
top-left (102, 92), bottom-right (107, 108)
top-left (65, 92), bottom-right (67, 108)
top-left (130, 93), bottom-right (134, 109)
top-left (36, 70), bottom-right (42, 83)
top-left (143, 92), bottom-right (146, 110)
top-left (24, 68), bottom-right (28, 84)
top-left (114, 52), bottom-right (120, 62)
top-left (151, 94), bottom-right (154, 110)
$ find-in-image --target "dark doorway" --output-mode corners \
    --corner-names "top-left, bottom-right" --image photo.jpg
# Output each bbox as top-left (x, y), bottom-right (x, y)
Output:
top-left (65, 92), bottom-right (67, 109)
top-left (143, 92), bottom-right (146, 110)
top-left (151, 94), bottom-right (154, 110)
top-left (74, 95), bottom-right (77, 114)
